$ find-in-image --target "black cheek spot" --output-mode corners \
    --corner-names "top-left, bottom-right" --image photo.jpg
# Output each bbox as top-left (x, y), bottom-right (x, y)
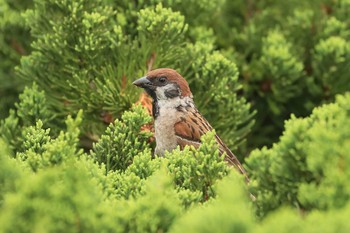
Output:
top-left (164, 89), bottom-right (180, 98)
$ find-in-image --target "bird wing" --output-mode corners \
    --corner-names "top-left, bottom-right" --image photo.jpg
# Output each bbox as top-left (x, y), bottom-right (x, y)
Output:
top-left (174, 106), bottom-right (247, 176)
top-left (174, 106), bottom-right (210, 149)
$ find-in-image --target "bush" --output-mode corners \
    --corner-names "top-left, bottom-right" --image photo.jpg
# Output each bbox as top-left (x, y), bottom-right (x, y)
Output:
top-left (246, 93), bottom-right (350, 217)
top-left (1, 0), bottom-right (350, 232)
top-left (0, 0), bottom-right (32, 118)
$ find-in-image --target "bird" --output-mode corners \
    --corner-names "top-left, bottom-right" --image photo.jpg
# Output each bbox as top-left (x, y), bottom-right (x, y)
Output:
top-left (133, 68), bottom-right (247, 176)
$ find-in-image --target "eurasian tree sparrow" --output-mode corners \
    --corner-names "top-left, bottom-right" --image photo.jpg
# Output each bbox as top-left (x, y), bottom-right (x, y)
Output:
top-left (133, 68), bottom-right (247, 175)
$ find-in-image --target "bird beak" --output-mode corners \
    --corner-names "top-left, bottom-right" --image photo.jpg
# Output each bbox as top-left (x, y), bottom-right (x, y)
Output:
top-left (132, 76), bottom-right (151, 88)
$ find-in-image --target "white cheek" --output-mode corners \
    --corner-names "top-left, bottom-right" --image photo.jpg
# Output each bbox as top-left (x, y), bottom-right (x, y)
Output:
top-left (155, 86), bottom-right (167, 100)
top-left (155, 84), bottom-right (178, 100)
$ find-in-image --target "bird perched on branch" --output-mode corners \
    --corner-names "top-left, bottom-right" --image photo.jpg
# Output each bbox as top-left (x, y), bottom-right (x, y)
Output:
top-left (133, 68), bottom-right (247, 176)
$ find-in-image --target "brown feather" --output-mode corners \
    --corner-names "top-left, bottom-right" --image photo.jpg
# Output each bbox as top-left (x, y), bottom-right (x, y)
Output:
top-left (175, 118), bottom-right (202, 142)
top-left (141, 68), bottom-right (248, 180)
top-left (147, 68), bottom-right (192, 97)
top-left (174, 105), bottom-right (248, 177)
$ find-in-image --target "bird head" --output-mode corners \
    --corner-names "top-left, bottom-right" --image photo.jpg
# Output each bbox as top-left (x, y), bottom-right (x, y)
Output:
top-left (133, 68), bottom-right (192, 101)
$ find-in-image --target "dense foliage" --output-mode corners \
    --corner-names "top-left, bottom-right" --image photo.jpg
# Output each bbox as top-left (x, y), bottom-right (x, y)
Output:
top-left (1, 0), bottom-right (350, 232)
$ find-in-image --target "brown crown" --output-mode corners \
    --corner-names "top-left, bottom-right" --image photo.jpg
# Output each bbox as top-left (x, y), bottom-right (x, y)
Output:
top-left (147, 68), bottom-right (192, 97)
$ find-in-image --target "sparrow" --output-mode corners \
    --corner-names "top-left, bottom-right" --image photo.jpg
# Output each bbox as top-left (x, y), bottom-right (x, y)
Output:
top-left (133, 68), bottom-right (247, 176)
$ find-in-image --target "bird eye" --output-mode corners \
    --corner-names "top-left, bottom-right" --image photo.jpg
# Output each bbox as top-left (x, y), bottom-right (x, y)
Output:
top-left (158, 76), bottom-right (167, 83)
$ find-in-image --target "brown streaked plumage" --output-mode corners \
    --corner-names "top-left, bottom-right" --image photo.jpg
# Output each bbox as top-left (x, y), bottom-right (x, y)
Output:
top-left (133, 68), bottom-right (247, 176)
top-left (173, 101), bottom-right (246, 175)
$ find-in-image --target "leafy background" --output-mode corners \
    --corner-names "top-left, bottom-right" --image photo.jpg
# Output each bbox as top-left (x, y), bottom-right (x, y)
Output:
top-left (1, 0), bottom-right (350, 232)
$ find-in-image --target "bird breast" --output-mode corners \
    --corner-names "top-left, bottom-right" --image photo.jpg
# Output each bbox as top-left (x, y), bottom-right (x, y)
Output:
top-left (154, 96), bottom-right (192, 156)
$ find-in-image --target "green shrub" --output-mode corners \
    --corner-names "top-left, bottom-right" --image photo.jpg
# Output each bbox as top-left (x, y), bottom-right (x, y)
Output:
top-left (1, 0), bottom-right (350, 232)
top-left (15, 0), bottom-right (253, 155)
top-left (246, 93), bottom-right (350, 217)
top-left (0, 0), bottom-right (32, 118)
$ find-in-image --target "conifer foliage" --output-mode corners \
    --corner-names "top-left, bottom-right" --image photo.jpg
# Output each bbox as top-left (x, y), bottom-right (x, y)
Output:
top-left (1, 0), bottom-right (350, 232)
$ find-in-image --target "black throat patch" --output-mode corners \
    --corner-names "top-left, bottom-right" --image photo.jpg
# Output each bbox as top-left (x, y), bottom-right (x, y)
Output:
top-left (152, 100), bottom-right (159, 119)
top-left (142, 87), bottom-right (159, 119)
